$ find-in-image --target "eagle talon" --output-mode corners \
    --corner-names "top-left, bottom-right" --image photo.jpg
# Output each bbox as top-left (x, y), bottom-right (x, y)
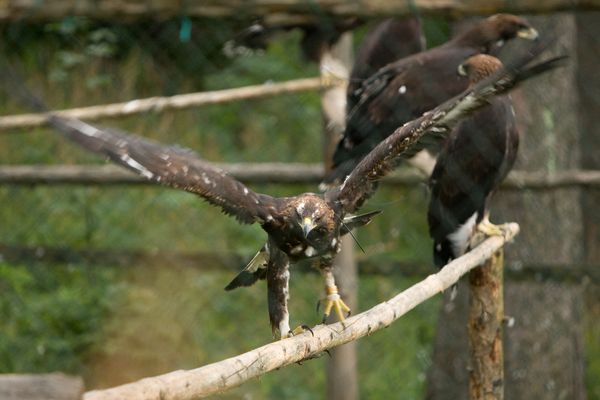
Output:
top-left (477, 218), bottom-right (505, 237)
top-left (302, 324), bottom-right (314, 337)
top-left (320, 285), bottom-right (351, 323)
top-left (296, 349), bottom-right (331, 364)
top-left (282, 324), bottom-right (313, 339)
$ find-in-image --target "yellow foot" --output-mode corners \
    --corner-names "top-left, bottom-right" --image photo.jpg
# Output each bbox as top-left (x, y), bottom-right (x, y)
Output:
top-left (319, 285), bottom-right (351, 323)
top-left (471, 219), bottom-right (509, 249)
top-left (281, 325), bottom-right (314, 340)
top-left (477, 219), bottom-right (505, 237)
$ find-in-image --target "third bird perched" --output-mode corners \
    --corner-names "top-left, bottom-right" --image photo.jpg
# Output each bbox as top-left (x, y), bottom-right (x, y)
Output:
top-left (428, 54), bottom-right (520, 269)
top-left (323, 14), bottom-right (538, 186)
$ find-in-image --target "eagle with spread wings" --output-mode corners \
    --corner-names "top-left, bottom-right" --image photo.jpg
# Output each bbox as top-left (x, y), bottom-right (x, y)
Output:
top-left (24, 43), bottom-right (563, 339)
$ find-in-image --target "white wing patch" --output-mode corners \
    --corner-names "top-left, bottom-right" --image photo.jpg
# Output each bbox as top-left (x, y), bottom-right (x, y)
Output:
top-left (447, 212), bottom-right (478, 257)
top-left (67, 119), bottom-right (102, 138)
top-left (120, 154), bottom-right (154, 179)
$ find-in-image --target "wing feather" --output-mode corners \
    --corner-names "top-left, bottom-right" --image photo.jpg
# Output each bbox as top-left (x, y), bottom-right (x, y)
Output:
top-left (49, 116), bottom-right (276, 224)
top-left (334, 44), bottom-right (567, 213)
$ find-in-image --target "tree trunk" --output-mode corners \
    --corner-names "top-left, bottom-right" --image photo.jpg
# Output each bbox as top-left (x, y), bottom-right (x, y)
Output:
top-left (319, 32), bottom-right (359, 400)
top-left (468, 250), bottom-right (504, 400)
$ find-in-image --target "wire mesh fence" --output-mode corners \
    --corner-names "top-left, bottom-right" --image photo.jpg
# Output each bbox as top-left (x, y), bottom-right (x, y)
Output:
top-left (0, 8), bottom-right (598, 400)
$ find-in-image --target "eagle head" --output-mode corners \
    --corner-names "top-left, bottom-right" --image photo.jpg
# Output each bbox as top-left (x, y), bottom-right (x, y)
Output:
top-left (486, 14), bottom-right (538, 44)
top-left (458, 54), bottom-right (503, 85)
top-left (291, 194), bottom-right (337, 243)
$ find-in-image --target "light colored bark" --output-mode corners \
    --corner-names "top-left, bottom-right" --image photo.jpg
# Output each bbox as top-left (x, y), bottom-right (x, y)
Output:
top-left (0, 78), bottom-right (336, 131)
top-left (0, 373), bottom-right (84, 400)
top-left (83, 223), bottom-right (519, 400)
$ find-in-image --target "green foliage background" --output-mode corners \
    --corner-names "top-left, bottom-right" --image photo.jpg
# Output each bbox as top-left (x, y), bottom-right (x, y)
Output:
top-left (0, 17), bottom-right (598, 399)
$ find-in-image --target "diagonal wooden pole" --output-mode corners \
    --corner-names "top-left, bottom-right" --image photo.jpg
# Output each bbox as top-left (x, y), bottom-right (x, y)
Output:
top-left (83, 224), bottom-right (519, 400)
top-left (0, 78), bottom-right (335, 131)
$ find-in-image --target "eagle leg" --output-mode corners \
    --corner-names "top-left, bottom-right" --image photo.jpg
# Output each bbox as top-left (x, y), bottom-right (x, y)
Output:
top-left (319, 269), bottom-right (351, 323)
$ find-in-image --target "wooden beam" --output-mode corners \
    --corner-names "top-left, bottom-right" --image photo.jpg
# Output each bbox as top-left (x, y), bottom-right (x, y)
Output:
top-left (1, 243), bottom-right (598, 282)
top-left (2, 164), bottom-right (600, 189)
top-left (82, 224), bottom-right (519, 400)
top-left (0, 373), bottom-right (84, 400)
top-left (0, 0), bottom-right (599, 22)
top-left (0, 78), bottom-right (334, 131)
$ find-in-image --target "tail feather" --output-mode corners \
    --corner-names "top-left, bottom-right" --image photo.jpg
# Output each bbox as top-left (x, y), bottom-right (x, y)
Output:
top-left (224, 246), bottom-right (268, 291)
top-left (433, 239), bottom-right (454, 269)
top-left (224, 268), bottom-right (267, 291)
top-left (514, 55), bottom-right (569, 83)
top-left (340, 210), bottom-right (382, 235)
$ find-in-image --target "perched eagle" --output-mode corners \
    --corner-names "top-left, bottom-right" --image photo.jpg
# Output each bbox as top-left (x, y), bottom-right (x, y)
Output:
top-left (427, 54), bottom-right (519, 268)
top-left (323, 13), bottom-right (538, 186)
top-left (14, 43), bottom-right (562, 339)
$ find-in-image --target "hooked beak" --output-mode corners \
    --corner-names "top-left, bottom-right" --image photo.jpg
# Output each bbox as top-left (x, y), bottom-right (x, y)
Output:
top-left (517, 27), bottom-right (539, 40)
top-left (457, 63), bottom-right (467, 77)
top-left (301, 217), bottom-right (315, 238)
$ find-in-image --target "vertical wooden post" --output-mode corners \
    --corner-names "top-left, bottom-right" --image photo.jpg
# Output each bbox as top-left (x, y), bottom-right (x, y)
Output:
top-left (319, 32), bottom-right (358, 400)
top-left (468, 249), bottom-right (504, 400)
top-left (327, 235), bottom-right (358, 400)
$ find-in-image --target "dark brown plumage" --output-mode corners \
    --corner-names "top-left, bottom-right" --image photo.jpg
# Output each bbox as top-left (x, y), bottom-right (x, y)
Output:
top-left (428, 54), bottom-right (519, 268)
top-left (33, 43), bottom-right (562, 339)
top-left (324, 14), bottom-right (538, 185)
top-left (347, 17), bottom-right (426, 114)
top-left (47, 116), bottom-right (377, 338)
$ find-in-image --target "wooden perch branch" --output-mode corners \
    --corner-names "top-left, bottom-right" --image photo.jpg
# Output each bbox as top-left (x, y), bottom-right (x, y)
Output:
top-left (2, 164), bottom-right (600, 189)
top-left (0, 373), bottom-right (84, 400)
top-left (1, 0), bottom-right (599, 22)
top-left (83, 223), bottom-right (519, 400)
top-left (0, 78), bottom-right (335, 131)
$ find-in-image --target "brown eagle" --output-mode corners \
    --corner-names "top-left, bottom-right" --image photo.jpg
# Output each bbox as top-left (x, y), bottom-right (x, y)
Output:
top-left (323, 13), bottom-right (538, 186)
top-left (34, 43), bottom-right (562, 339)
top-left (428, 54), bottom-right (520, 268)
top-left (225, 15), bottom-right (427, 317)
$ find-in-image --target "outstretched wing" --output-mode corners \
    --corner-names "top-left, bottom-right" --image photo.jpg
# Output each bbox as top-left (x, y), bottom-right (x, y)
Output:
top-left (334, 45), bottom-right (567, 213)
top-left (49, 116), bottom-right (277, 224)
